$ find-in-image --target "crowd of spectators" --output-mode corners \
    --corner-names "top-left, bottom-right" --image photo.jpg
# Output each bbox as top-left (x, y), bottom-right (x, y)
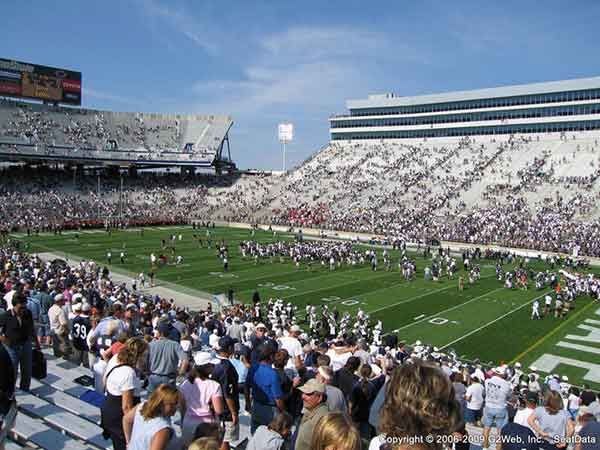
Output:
top-left (2, 241), bottom-right (600, 450)
top-left (0, 98), bottom-right (195, 152)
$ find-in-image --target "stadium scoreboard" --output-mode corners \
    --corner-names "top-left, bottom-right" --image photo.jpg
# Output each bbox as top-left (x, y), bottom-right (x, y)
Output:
top-left (0, 58), bottom-right (81, 105)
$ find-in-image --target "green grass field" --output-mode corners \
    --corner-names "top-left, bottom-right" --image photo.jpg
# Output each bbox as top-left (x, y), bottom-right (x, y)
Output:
top-left (14, 225), bottom-right (600, 389)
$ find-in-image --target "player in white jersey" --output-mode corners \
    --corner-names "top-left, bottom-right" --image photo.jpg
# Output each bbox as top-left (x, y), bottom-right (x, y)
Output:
top-left (531, 300), bottom-right (540, 319)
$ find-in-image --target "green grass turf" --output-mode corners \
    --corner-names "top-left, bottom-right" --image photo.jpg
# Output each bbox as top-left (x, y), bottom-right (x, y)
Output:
top-left (14, 225), bottom-right (600, 389)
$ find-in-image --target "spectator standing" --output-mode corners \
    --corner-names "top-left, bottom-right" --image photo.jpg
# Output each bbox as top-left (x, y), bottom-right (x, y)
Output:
top-left (71, 302), bottom-right (91, 367)
top-left (527, 391), bottom-right (574, 450)
top-left (350, 363), bottom-right (386, 440)
top-left (37, 283), bottom-right (53, 348)
top-left (48, 294), bottom-right (70, 358)
top-left (465, 375), bottom-right (485, 425)
top-left (279, 325), bottom-right (304, 370)
top-left (333, 356), bottom-right (360, 402)
top-left (247, 344), bottom-right (285, 434)
top-left (226, 317), bottom-right (244, 343)
top-left (370, 360), bottom-right (462, 450)
top-left (295, 379), bottom-right (330, 450)
top-left (123, 384), bottom-right (179, 450)
top-left (513, 391), bottom-right (538, 433)
top-left (246, 413), bottom-right (293, 450)
top-left (0, 332), bottom-right (16, 449)
top-left (209, 336), bottom-right (240, 450)
top-left (100, 338), bottom-right (148, 450)
top-left (575, 413), bottom-right (600, 450)
top-left (146, 321), bottom-right (188, 393)
top-left (482, 366), bottom-right (513, 450)
top-left (178, 352), bottom-right (224, 447)
top-left (316, 365), bottom-right (347, 414)
top-left (0, 294), bottom-right (36, 391)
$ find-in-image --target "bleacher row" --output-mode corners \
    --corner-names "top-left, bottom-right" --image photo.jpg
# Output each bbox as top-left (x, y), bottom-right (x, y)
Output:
top-left (7, 349), bottom-right (253, 450)
top-left (0, 98), bottom-right (232, 156)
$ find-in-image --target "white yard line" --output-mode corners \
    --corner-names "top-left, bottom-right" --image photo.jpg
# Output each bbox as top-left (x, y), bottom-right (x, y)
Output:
top-left (371, 274), bottom-right (497, 317)
top-left (367, 283), bottom-right (461, 314)
top-left (439, 292), bottom-right (549, 349)
top-left (389, 286), bottom-right (505, 334)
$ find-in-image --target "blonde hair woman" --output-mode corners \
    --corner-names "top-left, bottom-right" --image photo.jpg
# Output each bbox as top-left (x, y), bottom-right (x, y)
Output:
top-left (310, 412), bottom-right (360, 450)
top-left (100, 337), bottom-right (148, 450)
top-left (123, 384), bottom-right (180, 450)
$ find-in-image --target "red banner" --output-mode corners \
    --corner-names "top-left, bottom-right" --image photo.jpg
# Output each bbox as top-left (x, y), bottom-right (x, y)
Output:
top-left (62, 79), bottom-right (81, 92)
top-left (0, 81), bottom-right (21, 95)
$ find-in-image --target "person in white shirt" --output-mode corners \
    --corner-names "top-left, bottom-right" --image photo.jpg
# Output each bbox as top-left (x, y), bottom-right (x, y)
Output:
top-left (465, 376), bottom-right (485, 424)
top-left (48, 294), bottom-right (70, 357)
top-left (209, 329), bottom-right (220, 350)
top-left (278, 325), bottom-right (304, 371)
top-left (513, 391), bottom-right (538, 432)
top-left (482, 366), bottom-right (513, 450)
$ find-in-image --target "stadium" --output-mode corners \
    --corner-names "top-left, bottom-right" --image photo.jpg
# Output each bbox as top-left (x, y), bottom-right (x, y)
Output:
top-left (2, 17), bottom-right (600, 450)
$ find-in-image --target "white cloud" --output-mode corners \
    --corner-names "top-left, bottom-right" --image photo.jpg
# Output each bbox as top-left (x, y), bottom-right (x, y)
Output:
top-left (135, 0), bottom-right (219, 53)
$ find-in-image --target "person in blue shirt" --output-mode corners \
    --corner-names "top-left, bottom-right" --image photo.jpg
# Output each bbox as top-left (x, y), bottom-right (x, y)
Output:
top-left (247, 344), bottom-right (286, 434)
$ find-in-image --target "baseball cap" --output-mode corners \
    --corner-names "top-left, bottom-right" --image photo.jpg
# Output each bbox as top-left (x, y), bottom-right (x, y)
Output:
top-left (290, 325), bottom-right (302, 333)
top-left (72, 303), bottom-right (82, 312)
top-left (526, 392), bottom-right (538, 403)
top-left (492, 366), bottom-right (505, 376)
top-left (54, 294), bottom-right (64, 302)
top-left (298, 379), bottom-right (325, 394)
top-left (194, 352), bottom-right (219, 366)
top-left (157, 321), bottom-right (171, 336)
top-left (256, 323), bottom-right (267, 330)
top-left (218, 336), bottom-right (236, 351)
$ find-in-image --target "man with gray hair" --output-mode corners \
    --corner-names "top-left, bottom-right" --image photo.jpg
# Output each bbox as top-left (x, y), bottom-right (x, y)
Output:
top-left (315, 365), bottom-right (347, 413)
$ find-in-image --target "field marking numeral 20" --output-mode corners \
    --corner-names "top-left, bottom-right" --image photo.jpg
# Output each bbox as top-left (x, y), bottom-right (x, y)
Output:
top-left (258, 282), bottom-right (296, 291)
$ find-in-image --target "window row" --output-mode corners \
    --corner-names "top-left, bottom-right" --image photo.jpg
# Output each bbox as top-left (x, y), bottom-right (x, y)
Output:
top-left (331, 103), bottom-right (600, 128)
top-left (349, 88), bottom-right (600, 116)
top-left (331, 120), bottom-right (600, 140)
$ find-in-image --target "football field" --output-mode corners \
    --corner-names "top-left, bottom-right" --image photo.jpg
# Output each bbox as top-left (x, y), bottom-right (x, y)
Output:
top-left (15, 225), bottom-right (600, 390)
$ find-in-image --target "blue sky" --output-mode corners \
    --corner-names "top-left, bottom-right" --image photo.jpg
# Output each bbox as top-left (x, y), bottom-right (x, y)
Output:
top-left (3, 0), bottom-right (600, 169)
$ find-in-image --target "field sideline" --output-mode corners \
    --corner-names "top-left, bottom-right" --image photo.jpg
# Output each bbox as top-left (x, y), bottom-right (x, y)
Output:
top-left (14, 225), bottom-right (600, 389)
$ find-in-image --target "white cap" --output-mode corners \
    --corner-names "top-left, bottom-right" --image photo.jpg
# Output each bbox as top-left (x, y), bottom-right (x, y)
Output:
top-left (290, 325), bottom-right (301, 333)
top-left (515, 362), bottom-right (522, 368)
top-left (72, 303), bottom-right (82, 312)
top-left (256, 323), bottom-right (267, 330)
top-left (562, 376), bottom-right (569, 382)
top-left (493, 366), bottom-right (505, 376)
